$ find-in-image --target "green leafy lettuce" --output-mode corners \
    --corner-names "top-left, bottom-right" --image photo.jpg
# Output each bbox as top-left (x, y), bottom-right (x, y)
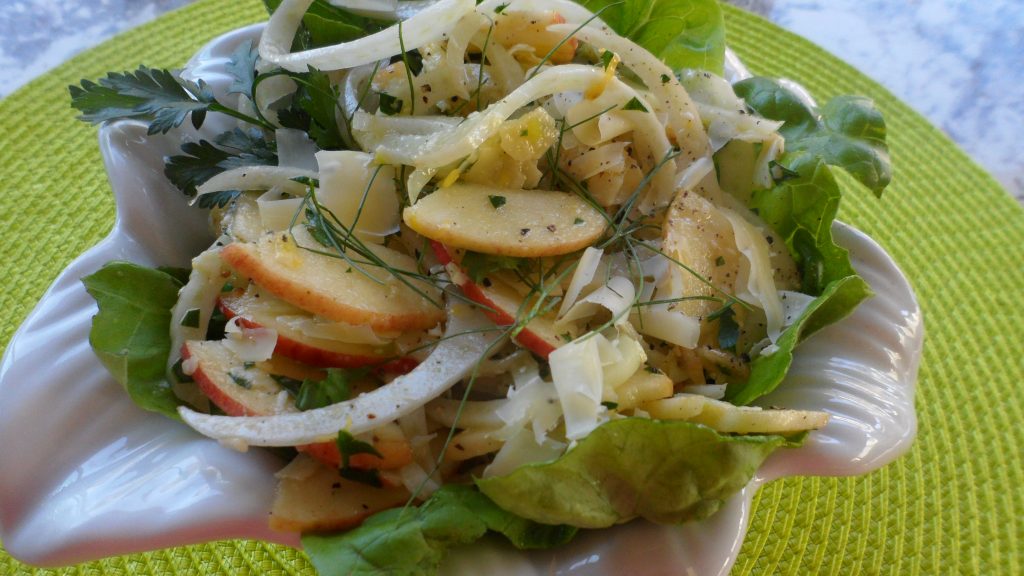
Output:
top-left (476, 419), bottom-right (792, 528)
top-left (721, 78), bottom-right (891, 405)
top-left (579, 0), bottom-right (726, 74)
top-left (263, 0), bottom-right (392, 49)
top-left (82, 262), bottom-right (185, 419)
top-left (302, 485), bottom-right (576, 576)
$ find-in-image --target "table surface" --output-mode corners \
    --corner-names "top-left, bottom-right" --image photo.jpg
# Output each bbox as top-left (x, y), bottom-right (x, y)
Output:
top-left (2, 0), bottom-right (1021, 204)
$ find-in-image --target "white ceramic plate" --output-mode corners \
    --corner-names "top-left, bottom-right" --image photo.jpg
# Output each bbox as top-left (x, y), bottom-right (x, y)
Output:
top-left (0, 24), bottom-right (922, 575)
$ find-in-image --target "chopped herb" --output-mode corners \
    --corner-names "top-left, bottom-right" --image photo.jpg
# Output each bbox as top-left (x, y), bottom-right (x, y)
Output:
top-left (243, 361), bottom-right (256, 369)
top-left (561, 332), bottom-right (573, 342)
top-left (494, 2), bottom-right (509, 13)
top-left (519, 128), bottom-right (529, 137)
top-left (171, 358), bottom-right (194, 384)
top-left (622, 97), bottom-right (649, 112)
top-left (488, 195), bottom-right (507, 209)
top-left (660, 73), bottom-right (671, 85)
top-left (601, 401), bottom-right (619, 410)
top-left (180, 308), bottom-right (200, 328)
top-left (220, 281), bottom-right (234, 293)
top-left (574, 217), bottom-right (585, 225)
top-left (715, 256), bottom-right (726, 267)
top-left (378, 92), bottom-right (404, 115)
top-left (391, 48), bottom-right (424, 76)
top-left (716, 307), bottom-right (740, 351)
top-left (336, 430), bottom-right (384, 487)
top-left (295, 368), bottom-right (365, 411)
top-left (601, 50), bottom-right (616, 70)
top-left (461, 251), bottom-right (527, 283)
top-left (229, 371), bottom-right (252, 389)
top-left (290, 175), bottom-right (320, 188)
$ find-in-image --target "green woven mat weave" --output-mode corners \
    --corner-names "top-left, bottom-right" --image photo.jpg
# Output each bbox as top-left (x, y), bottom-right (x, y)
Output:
top-left (2, 1), bottom-right (1022, 574)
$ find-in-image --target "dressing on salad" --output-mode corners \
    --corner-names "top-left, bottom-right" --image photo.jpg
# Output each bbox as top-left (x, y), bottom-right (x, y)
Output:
top-left (73, 0), bottom-right (892, 573)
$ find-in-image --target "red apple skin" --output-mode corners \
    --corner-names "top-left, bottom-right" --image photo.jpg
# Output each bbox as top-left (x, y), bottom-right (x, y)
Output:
top-left (217, 299), bottom-right (418, 375)
top-left (183, 343), bottom-right (403, 476)
top-left (431, 241), bottom-right (559, 358)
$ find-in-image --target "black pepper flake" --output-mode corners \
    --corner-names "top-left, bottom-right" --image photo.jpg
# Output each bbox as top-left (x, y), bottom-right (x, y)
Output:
top-left (546, 224), bottom-right (557, 232)
top-left (520, 228), bottom-right (531, 236)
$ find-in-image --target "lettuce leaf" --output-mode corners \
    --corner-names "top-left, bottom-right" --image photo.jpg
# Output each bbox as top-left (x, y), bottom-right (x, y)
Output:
top-left (579, 0), bottom-right (726, 74)
top-left (263, 0), bottom-right (391, 49)
top-left (302, 485), bottom-right (576, 576)
top-left (476, 419), bottom-right (791, 528)
top-left (82, 262), bottom-right (185, 419)
top-left (733, 77), bottom-right (891, 196)
top-left (720, 79), bottom-right (891, 405)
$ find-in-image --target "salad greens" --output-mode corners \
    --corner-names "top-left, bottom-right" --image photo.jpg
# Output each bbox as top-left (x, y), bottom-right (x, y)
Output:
top-left (579, 0), bottom-right (726, 74)
top-left (477, 419), bottom-right (792, 528)
top-left (722, 81), bottom-right (890, 404)
top-left (68, 0), bottom-right (895, 573)
top-left (82, 262), bottom-right (186, 419)
top-left (302, 485), bottom-right (576, 576)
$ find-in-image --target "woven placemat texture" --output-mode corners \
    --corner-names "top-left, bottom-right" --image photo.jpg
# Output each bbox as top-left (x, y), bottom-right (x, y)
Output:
top-left (2, 0), bottom-right (1022, 574)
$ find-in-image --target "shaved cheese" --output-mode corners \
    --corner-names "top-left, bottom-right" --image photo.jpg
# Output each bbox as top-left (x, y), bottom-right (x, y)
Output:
top-left (780, 290), bottom-right (816, 328)
top-left (178, 303), bottom-right (504, 446)
top-left (276, 128), bottom-right (319, 171)
top-left (196, 166), bottom-right (315, 201)
top-left (635, 303), bottom-right (700, 349)
top-left (549, 336), bottom-right (606, 440)
top-left (495, 366), bottom-right (561, 444)
top-left (482, 427), bottom-right (565, 478)
top-left (558, 246), bottom-right (603, 318)
top-left (256, 188), bottom-right (304, 232)
top-left (260, 0), bottom-right (475, 72)
top-left (315, 150), bottom-right (400, 242)
top-left (721, 208), bottom-right (784, 342)
top-left (558, 275), bottom-right (635, 328)
top-left (223, 317), bottom-right (278, 362)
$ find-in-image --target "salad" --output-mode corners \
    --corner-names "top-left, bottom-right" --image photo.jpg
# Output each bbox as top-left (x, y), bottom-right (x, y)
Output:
top-left (69, 0), bottom-right (892, 573)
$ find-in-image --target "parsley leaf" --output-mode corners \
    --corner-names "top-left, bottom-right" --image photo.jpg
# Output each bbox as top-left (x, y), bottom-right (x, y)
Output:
top-left (715, 307), bottom-right (739, 350)
top-left (336, 430), bottom-right (384, 487)
top-left (226, 40), bottom-right (259, 98)
top-left (295, 368), bottom-right (365, 411)
top-left (378, 92), bottom-right (404, 116)
top-left (488, 195), bottom-right (507, 209)
top-left (69, 65), bottom-right (271, 134)
top-left (70, 66), bottom-right (211, 134)
top-left (163, 127), bottom-right (277, 203)
top-left (460, 251), bottom-right (527, 284)
top-left (622, 97), bottom-right (649, 112)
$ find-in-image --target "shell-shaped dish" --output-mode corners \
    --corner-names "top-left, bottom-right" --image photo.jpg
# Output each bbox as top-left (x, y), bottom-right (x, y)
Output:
top-left (0, 24), bottom-right (921, 575)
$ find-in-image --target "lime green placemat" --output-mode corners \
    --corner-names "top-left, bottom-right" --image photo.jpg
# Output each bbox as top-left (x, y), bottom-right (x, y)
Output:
top-left (2, 1), bottom-right (1022, 574)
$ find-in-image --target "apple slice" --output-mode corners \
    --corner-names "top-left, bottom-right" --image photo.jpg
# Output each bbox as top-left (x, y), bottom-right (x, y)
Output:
top-left (183, 340), bottom-right (413, 474)
top-left (183, 340), bottom-right (298, 417)
top-left (403, 184), bottom-right (605, 258)
top-left (432, 241), bottom-right (563, 358)
top-left (270, 455), bottom-right (409, 533)
top-left (218, 286), bottom-right (419, 373)
top-left (221, 227), bottom-right (445, 332)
